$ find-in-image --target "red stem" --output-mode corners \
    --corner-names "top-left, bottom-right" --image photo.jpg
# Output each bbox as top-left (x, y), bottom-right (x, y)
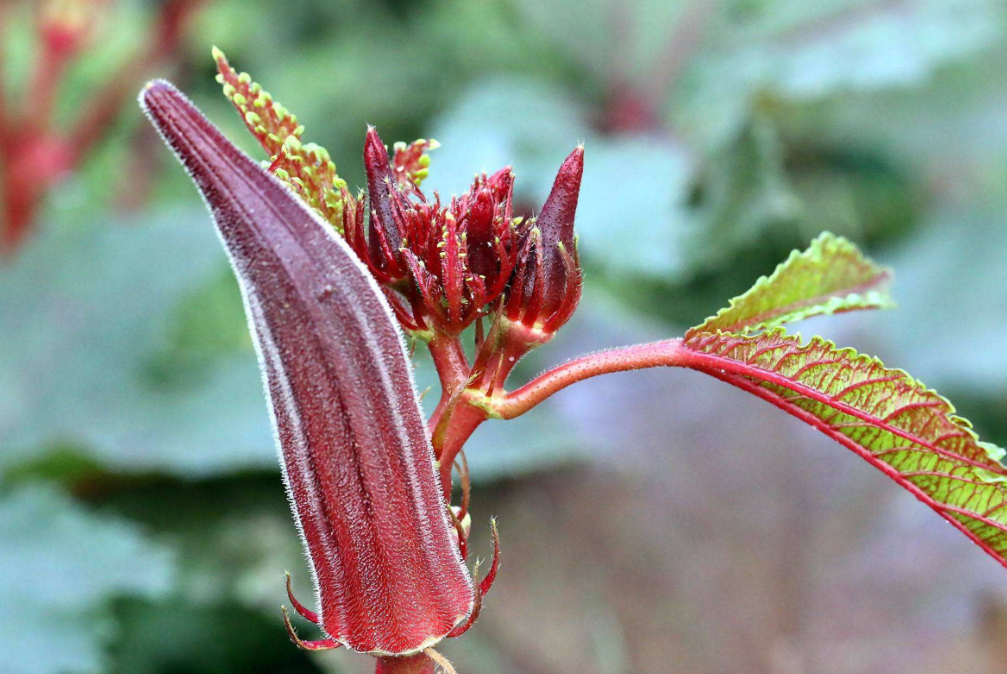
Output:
top-left (505, 338), bottom-right (1007, 475)
top-left (427, 318), bottom-right (559, 499)
top-left (434, 401), bottom-right (487, 499)
top-left (497, 339), bottom-right (688, 419)
top-left (427, 333), bottom-right (470, 395)
top-left (424, 332), bottom-right (490, 499)
top-left (503, 339), bottom-right (1000, 466)
top-left (426, 332), bottom-right (471, 437)
top-left (426, 317), bottom-right (552, 498)
top-left (495, 337), bottom-right (1007, 572)
top-left (376, 653), bottom-right (436, 674)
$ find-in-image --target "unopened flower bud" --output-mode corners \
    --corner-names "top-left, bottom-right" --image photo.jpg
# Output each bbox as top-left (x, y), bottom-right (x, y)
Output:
top-left (508, 146), bottom-right (584, 334)
top-left (364, 127), bottom-right (408, 279)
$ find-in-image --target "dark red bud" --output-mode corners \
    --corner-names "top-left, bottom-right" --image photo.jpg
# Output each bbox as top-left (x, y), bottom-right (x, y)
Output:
top-left (364, 127), bottom-right (406, 276)
top-left (141, 81), bottom-right (473, 656)
top-left (536, 146), bottom-right (583, 297)
top-left (465, 187), bottom-right (497, 279)
top-left (517, 146), bottom-right (584, 329)
top-left (485, 166), bottom-right (515, 212)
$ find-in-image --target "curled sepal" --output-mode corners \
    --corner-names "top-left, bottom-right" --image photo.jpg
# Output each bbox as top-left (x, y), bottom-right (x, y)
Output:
top-left (479, 518), bottom-right (501, 597)
top-left (447, 519), bottom-right (501, 639)
top-left (285, 572), bottom-right (318, 624)
top-left (446, 559), bottom-right (484, 639)
top-left (140, 80), bottom-right (474, 656)
top-left (282, 607), bottom-right (341, 651)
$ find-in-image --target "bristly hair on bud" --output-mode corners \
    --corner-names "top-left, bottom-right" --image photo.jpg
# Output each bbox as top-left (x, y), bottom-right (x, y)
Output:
top-left (140, 80), bottom-right (477, 658)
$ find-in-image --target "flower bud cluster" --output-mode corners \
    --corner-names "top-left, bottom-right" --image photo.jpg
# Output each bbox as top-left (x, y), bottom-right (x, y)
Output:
top-left (215, 48), bottom-right (585, 347)
top-left (345, 127), bottom-right (584, 342)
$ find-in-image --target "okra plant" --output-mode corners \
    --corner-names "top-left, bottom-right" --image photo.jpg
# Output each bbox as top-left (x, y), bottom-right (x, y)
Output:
top-left (139, 50), bottom-right (1007, 674)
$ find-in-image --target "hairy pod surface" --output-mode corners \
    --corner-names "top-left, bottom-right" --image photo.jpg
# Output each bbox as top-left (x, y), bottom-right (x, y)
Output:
top-left (141, 80), bottom-right (474, 656)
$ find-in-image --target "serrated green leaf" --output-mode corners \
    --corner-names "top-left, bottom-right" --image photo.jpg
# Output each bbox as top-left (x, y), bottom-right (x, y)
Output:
top-left (689, 232), bottom-right (893, 335)
top-left (682, 328), bottom-right (1007, 567)
top-left (0, 486), bottom-right (174, 674)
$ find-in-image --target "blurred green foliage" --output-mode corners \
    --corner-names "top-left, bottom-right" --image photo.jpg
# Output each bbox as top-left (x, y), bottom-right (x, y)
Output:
top-left (3, 0), bottom-right (1007, 672)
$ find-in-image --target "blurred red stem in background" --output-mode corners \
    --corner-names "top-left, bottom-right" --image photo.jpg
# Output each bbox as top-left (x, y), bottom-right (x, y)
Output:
top-left (69, 0), bottom-right (202, 163)
top-left (600, 0), bottom-right (717, 133)
top-left (28, 36), bottom-right (74, 130)
top-left (0, 0), bottom-right (203, 256)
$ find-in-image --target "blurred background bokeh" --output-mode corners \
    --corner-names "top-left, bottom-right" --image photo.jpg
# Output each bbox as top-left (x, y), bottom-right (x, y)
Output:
top-left (3, 0), bottom-right (1007, 672)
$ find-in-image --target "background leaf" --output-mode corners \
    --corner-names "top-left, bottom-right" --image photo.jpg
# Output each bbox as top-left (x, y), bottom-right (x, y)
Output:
top-left (5, 0), bottom-right (1007, 671)
top-left (0, 208), bottom-right (276, 479)
top-left (0, 485), bottom-right (174, 674)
